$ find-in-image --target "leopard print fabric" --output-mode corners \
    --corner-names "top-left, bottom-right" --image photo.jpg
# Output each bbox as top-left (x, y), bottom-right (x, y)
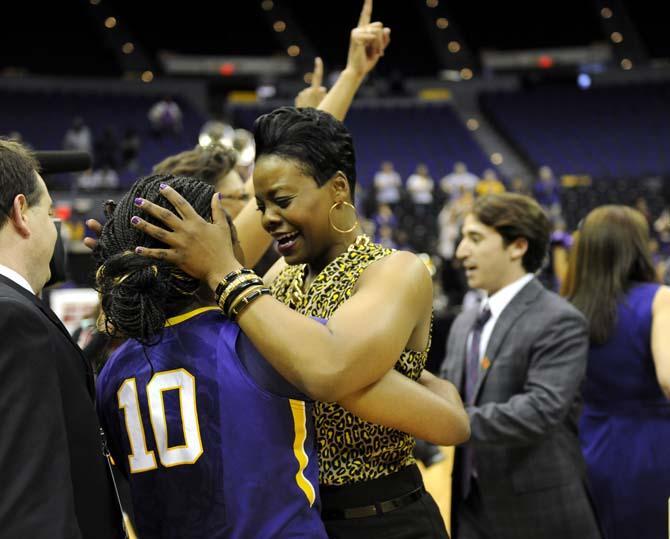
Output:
top-left (270, 235), bottom-right (430, 486)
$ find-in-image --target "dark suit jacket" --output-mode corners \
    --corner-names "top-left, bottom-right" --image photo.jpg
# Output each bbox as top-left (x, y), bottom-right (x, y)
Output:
top-left (440, 278), bottom-right (601, 539)
top-left (0, 275), bottom-right (122, 539)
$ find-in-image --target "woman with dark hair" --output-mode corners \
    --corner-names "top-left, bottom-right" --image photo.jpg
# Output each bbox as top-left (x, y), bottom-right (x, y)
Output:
top-left (96, 172), bottom-right (467, 538)
top-left (563, 205), bottom-right (670, 539)
top-left (131, 104), bottom-right (464, 536)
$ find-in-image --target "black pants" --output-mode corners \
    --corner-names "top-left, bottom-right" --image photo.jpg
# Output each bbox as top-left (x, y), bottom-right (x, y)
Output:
top-left (320, 464), bottom-right (449, 539)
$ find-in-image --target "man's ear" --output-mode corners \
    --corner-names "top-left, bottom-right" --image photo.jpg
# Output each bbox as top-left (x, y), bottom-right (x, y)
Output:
top-left (508, 237), bottom-right (528, 263)
top-left (10, 194), bottom-right (31, 238)
top-left (329, 171), bottom-right (351, 202)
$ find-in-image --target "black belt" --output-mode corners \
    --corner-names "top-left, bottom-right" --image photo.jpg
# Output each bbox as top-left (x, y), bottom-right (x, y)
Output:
top-left (321, 486), bottom-right (425, 520)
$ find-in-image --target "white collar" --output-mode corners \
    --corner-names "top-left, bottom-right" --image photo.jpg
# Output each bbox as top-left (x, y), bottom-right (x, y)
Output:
top-left (0, 264), bottom-right (35, 295)
top-left (483, 274), bottom-right (534, 319)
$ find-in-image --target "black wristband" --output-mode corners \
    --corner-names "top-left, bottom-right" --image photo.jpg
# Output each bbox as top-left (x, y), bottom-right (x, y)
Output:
top-left (223, 278), bottom-right (264, 315)
top-left (230, 287), bottom-right (271, 321)
top-left (214, 268), bottom-right (255, 303)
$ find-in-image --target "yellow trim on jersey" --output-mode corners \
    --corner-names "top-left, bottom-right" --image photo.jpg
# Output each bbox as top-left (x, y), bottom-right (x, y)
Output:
top-left (165, 306), bottom-right (220, 327)
top-left (289, 399), bottom-right (316, 507)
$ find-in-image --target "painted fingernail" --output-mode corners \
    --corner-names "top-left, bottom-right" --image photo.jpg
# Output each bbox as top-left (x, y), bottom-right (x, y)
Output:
top-left (134, 198), bottom-right (143, 206)
top-left (218, 192), bottom-right (223, 200)
top-left (135, 247), bottom-right (143, 254)
top-left (131, 216), bottom-right (140, 225)
top-left (159, 183), bottom-right (168, 190)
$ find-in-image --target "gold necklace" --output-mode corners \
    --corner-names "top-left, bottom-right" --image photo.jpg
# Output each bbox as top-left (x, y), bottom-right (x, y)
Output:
top-left (288, 235), bottom-right (370, 310)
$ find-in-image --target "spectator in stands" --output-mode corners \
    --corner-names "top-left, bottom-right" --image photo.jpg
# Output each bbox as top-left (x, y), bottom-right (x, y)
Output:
top-left (407, 163), bottom-right (434, 207)
top-left (63, 116), bottom-right (93, 155)
top-left (120, 127), bottom-right (141, 173)
top-left (510, 176), bottom-right (531, 197)
top-left (440, 193), bottom-right (601, 539)
top-left (564, 205), bottom-right (670, 539)
top-left (440, 161), bottom-right (479, 200)
top-left (153, 143), bottom-right (249, 219)
top-left (77, 165), bottom-right (119, 191)
top-left (436, 190), bottom-right (467, 260)
top-left (373, 160), bottom-right (402, 207)
top-left (148, 96), bottom-right (183, 137)
top-left (372, 202), bottom-right (397, 236)
top-left (475, 168), bottom-right (505, 197)
top-left (533, 165), bottom-right (561, 216)
top-left (94, 126), bottom-right (119, 170)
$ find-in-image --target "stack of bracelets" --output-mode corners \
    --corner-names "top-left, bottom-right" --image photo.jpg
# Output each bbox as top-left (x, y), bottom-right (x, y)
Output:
top-left (214, 268), bottom-right (271, 321)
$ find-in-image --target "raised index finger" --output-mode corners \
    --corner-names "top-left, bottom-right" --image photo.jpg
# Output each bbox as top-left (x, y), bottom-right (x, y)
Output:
top-left (311, 57), bottom-right (323, 89)
top-left (357, 0), bottom-right (372, 27)
top-left (157, 183), bottom-right (199, 220)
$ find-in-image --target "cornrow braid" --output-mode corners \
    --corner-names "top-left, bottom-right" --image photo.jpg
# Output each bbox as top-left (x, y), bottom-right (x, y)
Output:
top-left (94, 174), bottom-right (214, 345)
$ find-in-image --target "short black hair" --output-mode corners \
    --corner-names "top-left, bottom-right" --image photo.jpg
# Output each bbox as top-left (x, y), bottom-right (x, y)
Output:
top-left (254, 107), bottom-right (357, 198)
top-left (0, 139), bottom-right (41, 228)
top-left (94, 174), bottom-right (214, 345)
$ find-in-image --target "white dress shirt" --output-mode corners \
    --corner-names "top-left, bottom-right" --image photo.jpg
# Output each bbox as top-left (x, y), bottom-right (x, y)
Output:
top-left (0, 264), bottom-right (34, 294)
top-left (475, 274), bottom-right (534, 362)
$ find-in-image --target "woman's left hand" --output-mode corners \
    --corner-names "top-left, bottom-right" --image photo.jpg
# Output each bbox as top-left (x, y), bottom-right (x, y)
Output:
top-left (131, 184), bottom-right (242, 289)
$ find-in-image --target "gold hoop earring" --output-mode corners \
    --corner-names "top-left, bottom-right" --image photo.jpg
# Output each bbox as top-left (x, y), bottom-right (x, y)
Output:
top-left (328, 201), bottom-right (358, 234)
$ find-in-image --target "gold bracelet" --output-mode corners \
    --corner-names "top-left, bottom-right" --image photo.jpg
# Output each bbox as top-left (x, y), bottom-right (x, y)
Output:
top-left (231, 287), bottom-right (271, 321)
top-left (227, 284), bottom-right (265, 317)
top-left (217, 274), bottom-right (262, 311)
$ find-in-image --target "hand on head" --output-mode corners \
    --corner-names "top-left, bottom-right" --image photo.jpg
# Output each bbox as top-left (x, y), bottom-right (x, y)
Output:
top-left (131, 183), bottom-right (242, 290)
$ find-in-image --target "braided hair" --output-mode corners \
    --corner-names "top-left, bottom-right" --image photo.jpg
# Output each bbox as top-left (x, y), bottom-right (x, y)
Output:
top-left (94, 174), bottom-right (214, 345)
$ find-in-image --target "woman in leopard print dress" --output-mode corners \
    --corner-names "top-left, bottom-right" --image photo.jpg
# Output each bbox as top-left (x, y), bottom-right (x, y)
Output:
top-left (135, 106), bottom-right (469, 538)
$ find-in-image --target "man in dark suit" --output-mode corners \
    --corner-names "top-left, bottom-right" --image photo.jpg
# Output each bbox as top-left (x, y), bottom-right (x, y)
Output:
top-left (440, 193), bottom-right (601, 539)
top-left (0, 140), bottom-right (122, 538)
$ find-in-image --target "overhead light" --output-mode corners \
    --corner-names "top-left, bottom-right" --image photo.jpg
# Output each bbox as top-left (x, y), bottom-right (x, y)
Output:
top-left (273, 20), bottom-right (286, 32)
top-left (261, 0), bottom-right (273, 10)
top-left (448, 41), bottom-right (460, 53)
top-left (460, 68), bottom-right (473, 80)
top-left (104, 16), bottom-right (116, 29)
top-left (141, 70), bottom-right (154, 83)
top-left (287, 45), bottom-right (300, 57)
top-left (491, 153), bottom-right (503, 165)
top-left (610, 31), bottom-right (623, 43)
top-left (620, 58), bottom-right (632, 70)
top-left (122, 42), bottom-right (134, 54)
top-left (466, 118), bottom-right (479, 130)
top-left (436, 18), bottom-right (449, 29)
top-left (600, 7), bottom-right (613, 18)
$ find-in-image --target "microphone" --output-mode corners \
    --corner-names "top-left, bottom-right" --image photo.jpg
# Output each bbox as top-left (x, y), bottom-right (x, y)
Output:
top-left (34, 151), bottom-right (92, 174)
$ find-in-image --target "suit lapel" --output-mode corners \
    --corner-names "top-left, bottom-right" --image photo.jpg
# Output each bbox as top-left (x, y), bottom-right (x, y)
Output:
top-left (0, 275), bottom-right (95, 397)
top-left (447, 309), bottom-right (477, 393)
top-left (472, 279), bottom-right (543, 402)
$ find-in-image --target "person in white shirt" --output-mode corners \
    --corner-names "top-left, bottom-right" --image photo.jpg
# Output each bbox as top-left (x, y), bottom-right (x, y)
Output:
top-left (406, 163), bottom-right (434, 206)
top-left (439, 193), bottom-right (600, 539)
top-left (63, 117), bottom-right (93, 155)
top-left (373, 160), bottom-right (402, 206)
top-left (440, 162), bottom-right (479, 200)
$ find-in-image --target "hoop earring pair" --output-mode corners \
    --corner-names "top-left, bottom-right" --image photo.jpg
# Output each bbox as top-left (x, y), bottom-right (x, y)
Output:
top-left (328, 201), bottom-right (358, 234)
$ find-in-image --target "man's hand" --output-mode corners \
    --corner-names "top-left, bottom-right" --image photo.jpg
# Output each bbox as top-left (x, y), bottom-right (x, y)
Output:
top-left (295, 57), bottom-right (326, 109)
top-left (83, 219), bottom-right (102, 251)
